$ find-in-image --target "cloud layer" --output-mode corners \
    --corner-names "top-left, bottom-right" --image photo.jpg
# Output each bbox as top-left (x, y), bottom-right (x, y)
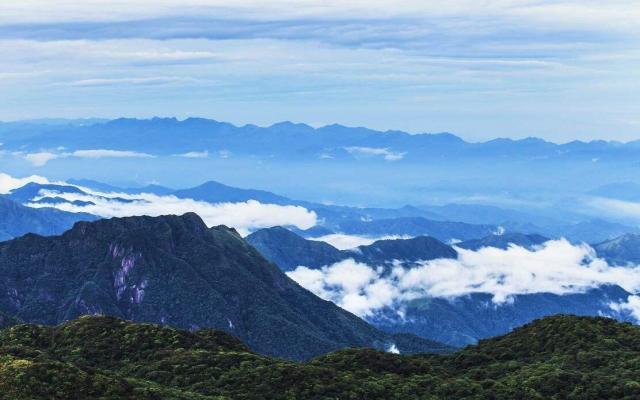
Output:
top-left (287, 240), bottom-right (640, 318)
top-left (345, 147), bottom-right (406, 161)
top-left (0, 172), bottom-right (51, 193)
top-left (27, 187), bottom-right (316, 235)
top-left (309, 233), bottom-right (412, 250)
top-left (15, 149), bottom-right (155, 166)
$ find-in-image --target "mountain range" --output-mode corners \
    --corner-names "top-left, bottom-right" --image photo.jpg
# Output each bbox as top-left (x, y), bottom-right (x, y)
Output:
top-left (0, 196), bottom-right (95, 241)
top-left (246, 226), bottom-right (457, 271)
top-left (246, 226), bottom-right (638, 346)
top-left (3, 117), bottom-right (640, 215)
top-left (0, 213), bottom-right (448, 360)
top-left (1, 314), bottom-right (638, 399)
top-left (3, 117), bottom-right (640, 161)
top-left (7, 178), bottom-right (638, 244)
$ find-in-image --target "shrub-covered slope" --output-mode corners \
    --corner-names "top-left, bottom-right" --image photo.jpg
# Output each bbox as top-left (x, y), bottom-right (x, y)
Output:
top-left (0, 315), bottom-right (638, 399)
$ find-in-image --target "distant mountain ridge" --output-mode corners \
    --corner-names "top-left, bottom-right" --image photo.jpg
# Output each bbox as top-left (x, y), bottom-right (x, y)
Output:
top-left (3, 117), bottom-right (640, 159)
top-left (246, 226), bottom-right (457, 271)
top-left (7, 178), bottom-right (638, 244)
top-left (4, 117), bottom-right (640, 226)
top-left (0, 197), bottom-right (96, 241)
top-left (245, 227), bottom-right (637, 346)
top-left (593, 234), bottom-right (640, 265)
top-left (457, 232), bottom-right (550, 250)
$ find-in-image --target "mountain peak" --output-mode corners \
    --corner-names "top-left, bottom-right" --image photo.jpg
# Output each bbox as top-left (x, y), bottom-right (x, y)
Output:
top-left (0, 213), bottom-right (443, 360)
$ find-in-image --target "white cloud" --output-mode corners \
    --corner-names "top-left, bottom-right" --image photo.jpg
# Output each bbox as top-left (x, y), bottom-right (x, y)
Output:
top-left (16, 149), bottom-right (156, 166)
top-left (345, 146), bottom-right (406, 161)
top-left (588, 197), bottom-right (640, 221)
top-left (68, 76), bottom-right (199, 87)
top-left (609, 295), bottom-right (640, 322)
top-left (0, 172), bottom-right (51, 194)
top-left (1, 1), bottom-right (639, 34)
top-left (386, 344), bottom-right (400, 354)
top-left (23, 152), bottom-right (59, 167)
top-left (309, 234), bottom-right (411, 250)
top-left (26, 188), bottom-right (316, 235)
top-left (175, 150), bottom-right (209, 158)
top-left (287, 259), bottom-right (397, 317)
top-left (71, 149), bottom-right (154, 159)
top-left (287, 239), bottom-right (640, 318)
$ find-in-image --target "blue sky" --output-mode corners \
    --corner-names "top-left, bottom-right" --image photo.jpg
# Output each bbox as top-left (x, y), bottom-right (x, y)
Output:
top-left (0, 1), bottom-right (639, 142)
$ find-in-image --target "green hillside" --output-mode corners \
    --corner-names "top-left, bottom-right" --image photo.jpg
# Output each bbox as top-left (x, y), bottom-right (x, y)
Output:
top-left (1, 315), bottom-right (639, 399)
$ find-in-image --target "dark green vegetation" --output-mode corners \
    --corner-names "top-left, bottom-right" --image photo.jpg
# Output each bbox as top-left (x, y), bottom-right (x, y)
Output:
top-left (0, 315), bottom-right (638, 399)
top-left (246, 226), bottom-right (456, 271)
top-left (0, 213), bottom-right (447, 360)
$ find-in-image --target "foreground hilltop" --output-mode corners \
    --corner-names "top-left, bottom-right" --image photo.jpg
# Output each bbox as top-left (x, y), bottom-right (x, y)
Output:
top-left (0, 315), bottom-right (638, 399)
top-left (0, 213), bottom-right (446, 360)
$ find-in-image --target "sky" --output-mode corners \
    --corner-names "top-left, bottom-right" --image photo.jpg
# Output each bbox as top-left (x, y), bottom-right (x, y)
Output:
top-left (0, 1), bottom-right (639, 142)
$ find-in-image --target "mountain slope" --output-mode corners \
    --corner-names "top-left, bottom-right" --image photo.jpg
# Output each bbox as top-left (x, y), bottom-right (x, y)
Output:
top-left (0, 315), bottom-right (638, 399)
top-left (172, 180), bottom-right (294, 205)
top-left (593, 233), bottom-right (640, 265)
top-left (0, 197), bottom-right (96, 240)
top-left (373, 285), bottom-right (633, 346)
top-left (246, 227), bottom-right (457, 271)
top-left (246, 228), bottom-right (635, 347)
top-left (246, 226), bottom-right (345, 271)
top-left (0, 213), bottom-right (448, 360)
top-left (353, 236), bottom-right (457, 264)
top-left (5, 182), bottom-right (86, 203)
top-left (457, 232), bottom-right (549, 250)
top-left (337, 217), bottom-right (496, 241)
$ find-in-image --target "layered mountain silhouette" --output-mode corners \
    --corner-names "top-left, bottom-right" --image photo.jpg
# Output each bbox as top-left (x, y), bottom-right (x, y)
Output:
top-left (0, 213), bottom-right (449, 360)
top-left (373, 285), bottom-right (633, 346)
top-left (457, 232), bottom-right (549, 250)
top-left (4, 117), bottom-right (640, 161)
top-left (245, 227), bottom-right (636, 346)
top-left (0, 196), bottom-right (95, 241)
top-left (8, 179), bottom-right (638, 245)
top-left (246, 226), bottom-right (457, 271)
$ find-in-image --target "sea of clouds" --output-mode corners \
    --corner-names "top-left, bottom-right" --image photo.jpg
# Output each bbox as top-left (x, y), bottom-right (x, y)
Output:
top-left (3, 172), bottom-right (640, 322)
top-left (0, 173), bottom-right (316, 235)
top-left (287, 240), bottom-right (640, 320)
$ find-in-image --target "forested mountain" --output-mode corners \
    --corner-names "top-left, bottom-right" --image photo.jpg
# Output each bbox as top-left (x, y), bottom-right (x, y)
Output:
top-left (0, 213), bottom-right (447, 360)
top-left (0, 315), bottom-right (638, 399)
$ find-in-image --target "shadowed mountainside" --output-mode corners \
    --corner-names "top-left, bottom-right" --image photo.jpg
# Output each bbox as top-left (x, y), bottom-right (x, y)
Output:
top-left (0, 213), bottom-right (448, 360)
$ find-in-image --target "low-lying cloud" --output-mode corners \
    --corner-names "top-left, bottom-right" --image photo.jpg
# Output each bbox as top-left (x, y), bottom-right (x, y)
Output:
top-left (287, 240), bottom-right (640, 319)
top-left (16, 149), bottom-right (155, 166)
top-left (175, 150), bottom-right (209, 158)
top-left (588, 196), bottom-right (640, 222)
top-left (345, 146), bottom-right (406, 161)
top-left (28, 187), bottom-right (317, 235)
top-left (309, 233), bottom-right (412, 250)
top-left (0, 172), bottom-right (51, 193)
